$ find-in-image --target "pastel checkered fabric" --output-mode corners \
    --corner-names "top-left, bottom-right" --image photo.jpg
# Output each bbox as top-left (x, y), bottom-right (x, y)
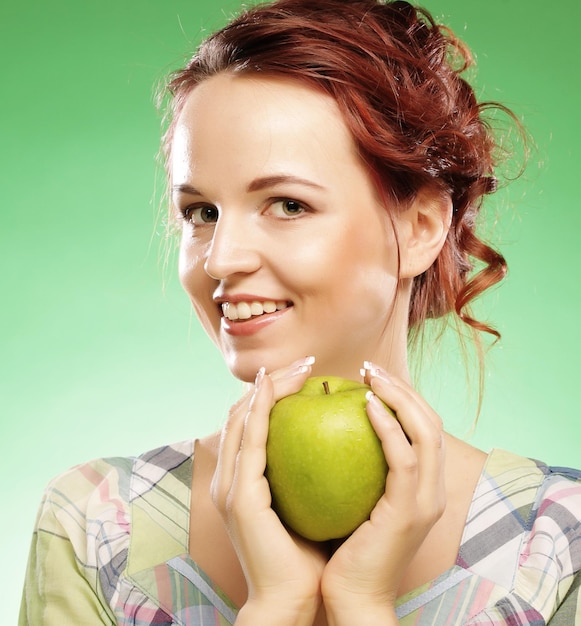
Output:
top-left (19, 442), bottom-right (581, 624)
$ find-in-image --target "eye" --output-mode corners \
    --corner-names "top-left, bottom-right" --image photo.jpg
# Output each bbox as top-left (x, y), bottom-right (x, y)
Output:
top-left (181, 205), bottom-right (219, 225)
top-left (269, 198), bottom-right (308, 218)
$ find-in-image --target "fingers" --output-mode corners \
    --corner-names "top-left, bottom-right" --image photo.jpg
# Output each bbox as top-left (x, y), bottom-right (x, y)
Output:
top-left (233, 369), bottom-right (273, 492)
top-left (363, 362), bottom-right (443, 437)
top-left (363, 362), bottom-right (446, 524)
top-left (362, 362), bottom-right (442, 429)
top-left (210, 360), bottom-right (327, 609)
top-left (211, 378), bottom-right (255, 513)
top-left (269, 355), bottom-right (315, 401)
top-left (211, 356), bottom-right (315, 515)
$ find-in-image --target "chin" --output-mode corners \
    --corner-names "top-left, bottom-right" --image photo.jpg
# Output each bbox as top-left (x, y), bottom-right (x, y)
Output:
top-left (226, 350), bottom-right (304, 383)
top-left (224, 347), bottom-right (364, 383)
top-left (226, 356), bottom-right (267, 384)
top-left (227, 365), bottom-right (255, 384)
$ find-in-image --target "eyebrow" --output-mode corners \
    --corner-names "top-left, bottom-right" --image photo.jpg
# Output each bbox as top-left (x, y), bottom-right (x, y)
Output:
top-left (172, 174), bottom-right (325, 196)
top-left (246, 174), bottom-right (325, 193)
top-left (172, 183), bottom-right (202, 196)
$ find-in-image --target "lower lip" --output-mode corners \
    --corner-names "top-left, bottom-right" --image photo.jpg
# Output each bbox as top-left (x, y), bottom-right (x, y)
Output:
top-left (221, 307), bottom-right (292, 337)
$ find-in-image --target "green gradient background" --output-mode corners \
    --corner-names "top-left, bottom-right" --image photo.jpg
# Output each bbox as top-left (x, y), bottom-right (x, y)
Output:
top-left (2, 0), bottom-right (579, 620)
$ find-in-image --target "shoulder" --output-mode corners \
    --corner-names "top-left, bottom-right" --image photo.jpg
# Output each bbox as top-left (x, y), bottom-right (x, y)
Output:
top-left (482, 449), bottom-right (581, 548)
top-left (35, 455), bottom-right (133, 543)
top-left (477, 449), bottom-right (581, 511)
top-left (43, 440), bottom-right (195, 492)
top-left (466, 449), bottom-right (581, 585)
top-left (23, 442), bottom-right (195, 623)
top-left (526, 461), bottom-right (581, 564)
top-left (35, 440), bottom-right (195, 552)
top-left (528, 458), bottom-right (581, 534)
top-left (514, 453), bottom-right (581, 619)
top-left (463, 450), bottom-right (581, 623)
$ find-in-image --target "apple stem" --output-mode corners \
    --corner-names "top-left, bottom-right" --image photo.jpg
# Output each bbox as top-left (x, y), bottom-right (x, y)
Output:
top-left (323, 380), bottom-right (330, 395)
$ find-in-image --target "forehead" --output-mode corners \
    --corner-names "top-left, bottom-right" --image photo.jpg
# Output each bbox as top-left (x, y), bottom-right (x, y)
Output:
top-left (170, 73), bottom-right (361, 186)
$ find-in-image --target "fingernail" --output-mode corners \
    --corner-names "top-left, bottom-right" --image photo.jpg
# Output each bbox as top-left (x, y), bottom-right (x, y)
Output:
top-left (365, 390), bottom-right (384, 409)
top-left (363, 360), bottom-right (380, 378)
top-left (361, 361), bottom-right (390, 382)
top-left (255, 366), bottom-right (266, 387)
top-left (288, 355), bottom-right (315, 369)
top-left (360, 367), bottom-right (367, 378)
top-left (282, 356), bottom-right (315, 378)
top-left (284, 364), bottom-right (310, 378)
top-left (366, 391), bottom-right (394, 418)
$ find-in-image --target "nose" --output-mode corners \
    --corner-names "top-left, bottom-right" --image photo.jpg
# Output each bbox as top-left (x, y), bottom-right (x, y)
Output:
top-left (203, 213), bottom-right (262, 280)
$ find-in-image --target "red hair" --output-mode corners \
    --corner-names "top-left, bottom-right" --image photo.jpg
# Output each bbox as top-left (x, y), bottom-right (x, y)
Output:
top-left (163, 0), bottom-right (520, 339)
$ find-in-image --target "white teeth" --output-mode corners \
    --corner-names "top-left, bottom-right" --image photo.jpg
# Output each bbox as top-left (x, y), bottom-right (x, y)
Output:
top-left (237, 302), bottom-right (252, 320)
top-left (250, 301), bottom-right (263, 316)
top-left (221, 303), bottom-right (235, 320)
top-left (221, 300), bottom-right (289, 321)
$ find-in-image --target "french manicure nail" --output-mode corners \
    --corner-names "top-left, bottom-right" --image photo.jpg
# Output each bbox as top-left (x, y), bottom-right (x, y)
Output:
top-left (282, 363), bottom-right (310, 379)
top-left (365, 390), bottom-right (385, 410)
top-left (255, 366), bottom-right (266, 387)
top-left (366, 390), bottom-right (394, 417)
top-left (364, 361), bottom-right (390, 381)
top-left (288, 355), bottom-right (315, 369)
top-left (363, 360), bottom-right (380, 378)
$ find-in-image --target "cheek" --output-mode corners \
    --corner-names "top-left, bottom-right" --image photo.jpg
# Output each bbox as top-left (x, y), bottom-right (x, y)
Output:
top-left (335, 221), bottom-right (400, 317)
top-left (282, 232), bottom-right (398, 331)
top-left (332, 218), bottom-right (399, 285)
top-left (178, 232), bottom-right (207, 293)
top-left (178, 241), bottom-right (198, 296)
top-left (178, 240), bottom-right (218, 331)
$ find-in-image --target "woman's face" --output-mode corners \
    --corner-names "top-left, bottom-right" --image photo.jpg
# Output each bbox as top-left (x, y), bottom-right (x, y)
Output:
top-left (172, 73), bottom-right (408, 382)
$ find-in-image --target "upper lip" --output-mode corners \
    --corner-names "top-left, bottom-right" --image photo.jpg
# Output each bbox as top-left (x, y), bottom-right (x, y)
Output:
top-left (213, 293), bottom-right (289, 305)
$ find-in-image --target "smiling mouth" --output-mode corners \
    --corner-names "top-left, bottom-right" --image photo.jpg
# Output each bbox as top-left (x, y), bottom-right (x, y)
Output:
top-left (221, 300), bottom-right (291, 321)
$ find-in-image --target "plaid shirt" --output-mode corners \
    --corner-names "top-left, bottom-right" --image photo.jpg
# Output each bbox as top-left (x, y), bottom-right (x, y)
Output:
top-left (19, 441), bottom-right (581, 625)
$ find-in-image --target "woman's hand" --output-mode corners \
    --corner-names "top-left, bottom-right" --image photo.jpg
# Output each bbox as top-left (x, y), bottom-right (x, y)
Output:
top-left (321, 362), bottom-right (446, 626)
top-left (211, 357), bottom-right (327, 626)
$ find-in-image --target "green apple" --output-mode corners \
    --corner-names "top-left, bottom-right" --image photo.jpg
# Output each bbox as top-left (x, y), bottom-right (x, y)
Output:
top-left (265, 376), bottom-right (391, 542)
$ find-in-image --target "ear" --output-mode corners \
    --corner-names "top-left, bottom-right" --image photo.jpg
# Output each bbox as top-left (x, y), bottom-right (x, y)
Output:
top-left (396, 187), bottom-right (452, 279)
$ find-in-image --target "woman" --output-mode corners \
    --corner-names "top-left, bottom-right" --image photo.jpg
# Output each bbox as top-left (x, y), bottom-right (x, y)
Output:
top-left (19, 0), bottom-right (581, 624)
